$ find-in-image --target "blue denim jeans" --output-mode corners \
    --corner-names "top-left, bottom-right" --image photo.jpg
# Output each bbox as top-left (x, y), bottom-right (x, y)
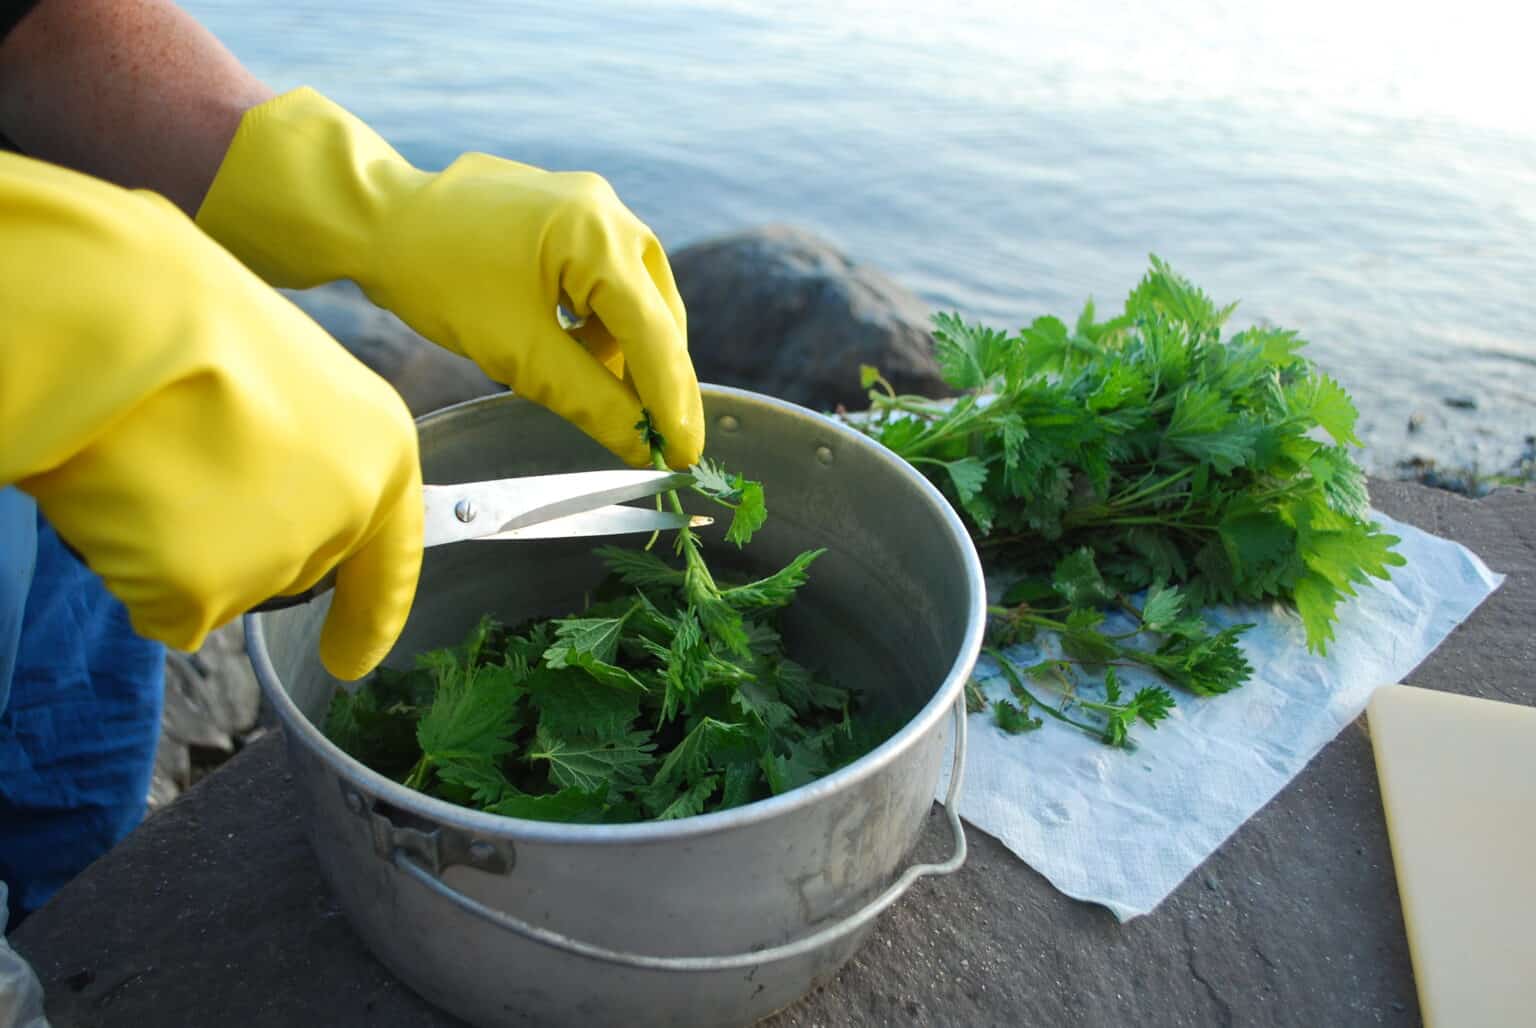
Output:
top-left (0, 488), bottom-right (163, 924)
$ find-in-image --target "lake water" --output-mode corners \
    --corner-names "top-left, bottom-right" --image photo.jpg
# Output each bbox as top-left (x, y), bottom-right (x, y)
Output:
top-left (187, 0), bottom-right (1536, 476)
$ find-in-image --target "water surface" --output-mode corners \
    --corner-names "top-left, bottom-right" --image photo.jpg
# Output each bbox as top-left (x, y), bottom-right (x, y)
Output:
top-left (188, 0), bottom-right (1536, 474)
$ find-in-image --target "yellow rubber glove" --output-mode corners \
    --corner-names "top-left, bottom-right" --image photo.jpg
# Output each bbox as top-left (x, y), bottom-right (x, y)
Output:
top-left (196, 87), bottom-right (703, 469)
top-left (0, 152), bottom-right (422, 681)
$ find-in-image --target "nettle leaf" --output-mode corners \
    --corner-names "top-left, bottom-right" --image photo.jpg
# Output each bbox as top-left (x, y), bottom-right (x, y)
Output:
top-left (1218, 507), bottom-right (1296, 580)
top-left (1051, 548), bottom-right (1116, 607)
top-left (1018, 315), bottom-right (1071, 378)
top-left (994, 699), bottom-right (1043, 734)
top-left (596, 546), bottom-right (684, 589)
top-left (527, 667), bottom-right (640, 741)
top-left (1138, 584), bottom-right (1186, 634)
top-left (732, 680), bottom-right (796, 730)
top-left (1126, 255), bottom-right (1237, 335)
top-left (1163, 387), bottom-right (1257, 473)
top-left (723, 549), bottom-right (824, 610)
top-left (774, 659), bottom-right (848, 714)
top-left (659, 610), bottom-right (707, 722)
top-left (655, 776), bottom-right (720, 821)
top-left (681, 552), bottom-right (750, 657)
top-left (435, 755), bottom-right (513, 807)
top-left (1102, 666), bottom-right (1124, 704)
top-left (690, 459), bottom-right (737, 497)
top-left (999, 416), bottom-right (1031, 470)
top-left (718, 761), bottom-right (762, 811)
top-left (1307, 446), bottom-right (1370, 520)
top-left (943, 457), bottom-right (990, 504)
top-left (878, 417), bottom-right (927, 455)
top-left (725, 482), bottom-right (767, 547)
top-left (1000, 575), bottom-right (1056, 608)
top-left (487, 787), bottom-right (610, 824)
top-left (416, 663), bottom-right (527, 764)
top-left (932, 312), bottom-right (1012, 389)
top-left (1286, 373), bottom-right (1361, 447)
top-left (652, 717), bottom-right (748, 790)
top-left (530, 727), bottom-right (654, 793)
top-left (544, 612), bottom-right (630, 668)
top-left (762, 739), bottom-right (830, 796)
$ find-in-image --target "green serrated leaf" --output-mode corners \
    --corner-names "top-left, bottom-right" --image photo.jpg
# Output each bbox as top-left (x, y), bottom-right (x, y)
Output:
top-left (543, 612), bottom-right (631, 668)
top-left (690, 459), bottom-right (736, 497)
top-left (1287, 373), bottom-right (1361, 447)
top-left (725, 481), bottom-right (767, 547)
top-left (993, 699), bottom-right (1043, 734)
top-left (723, 549), bottom-right (824, 610)
top-left (435, 755), bottom-right (514, 807)
top-left (417, 662), bottom-right (527, 766)
top-left (596, 546), bottom-right (685, 589)
top-left (717, 761), bottom-right (762, 811)
top-left (943, 457), bottom-right (990, 504)
top-left (530, 727), bottom-right (655, 793)
top-left (655, 775), bottom-right (720, 820)
top-left (762, 739), bottom-right (829, 796)
top-left (1052, 548), bottom-right (1117, 607)
top-left (1103, 666), bottom-right (1123, 704)
top-left (527, 667), bottom-right (641, 741)
top-left (652, 717), bottom-right (747, 790)
top-left (487, 787), bottom-right (610, 824)
top-left (1138, 584), bottom-right (1186, 633)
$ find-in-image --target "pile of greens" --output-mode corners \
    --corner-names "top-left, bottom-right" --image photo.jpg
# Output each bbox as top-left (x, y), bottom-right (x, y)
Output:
top-left (852, 258), bottom-right (1405, 747)
top-left (325, 453), bottom-right (885, 823)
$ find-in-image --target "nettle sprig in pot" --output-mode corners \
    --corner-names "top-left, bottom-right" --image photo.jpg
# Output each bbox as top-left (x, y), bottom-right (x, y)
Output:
top-left (325, 420), bottom-right (890, 823)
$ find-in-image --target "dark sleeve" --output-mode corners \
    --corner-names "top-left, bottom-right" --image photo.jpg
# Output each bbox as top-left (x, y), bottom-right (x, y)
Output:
top-left (0, 0), bottom-right (42, 153)
top-left (0, 0), bottom-right (41, 44)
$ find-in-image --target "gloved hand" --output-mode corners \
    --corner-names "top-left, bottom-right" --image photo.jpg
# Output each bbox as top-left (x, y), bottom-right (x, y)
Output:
top-left (0, 152), bottom-right (422, 681)
top-left (196, 87), bottom-right (703, 469)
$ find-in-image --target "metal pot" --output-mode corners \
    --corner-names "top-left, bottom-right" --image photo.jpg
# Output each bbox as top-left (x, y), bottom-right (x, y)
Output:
top-left (246, 386), bottom-right (985, 1027)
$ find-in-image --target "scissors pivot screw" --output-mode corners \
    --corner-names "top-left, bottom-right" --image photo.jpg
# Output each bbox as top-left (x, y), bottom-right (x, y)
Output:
top-left (454, 498), bottom-right (478, 524)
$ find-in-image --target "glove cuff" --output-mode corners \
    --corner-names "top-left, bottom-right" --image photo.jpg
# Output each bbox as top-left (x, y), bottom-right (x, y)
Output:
top-left (196, 87), bottom-right (429, 290)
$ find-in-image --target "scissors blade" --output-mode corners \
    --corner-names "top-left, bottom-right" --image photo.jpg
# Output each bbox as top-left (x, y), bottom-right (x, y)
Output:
top-left (422, 469), bottom-right (693, 547)
top-left (479, 507), bottom-right (712, 541)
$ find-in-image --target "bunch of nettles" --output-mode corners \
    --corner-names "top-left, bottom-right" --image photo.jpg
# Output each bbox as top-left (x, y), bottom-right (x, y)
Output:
top-left (854, 257), bottom-right (1405, 747)
top-left (325, 455), bottom-right (885, 823)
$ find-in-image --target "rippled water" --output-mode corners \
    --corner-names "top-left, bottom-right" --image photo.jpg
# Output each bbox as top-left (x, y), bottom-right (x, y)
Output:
top-left (189, 0), bottom-right (1536, 474)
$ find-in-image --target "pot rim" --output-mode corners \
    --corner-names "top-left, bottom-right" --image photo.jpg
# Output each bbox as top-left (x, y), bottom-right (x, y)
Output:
top-left (247, 384), bottom-right (985, 846)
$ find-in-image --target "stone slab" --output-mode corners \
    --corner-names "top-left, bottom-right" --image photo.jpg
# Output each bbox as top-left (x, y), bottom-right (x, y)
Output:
top-left (13, 482), bottom-right (1533, 1026)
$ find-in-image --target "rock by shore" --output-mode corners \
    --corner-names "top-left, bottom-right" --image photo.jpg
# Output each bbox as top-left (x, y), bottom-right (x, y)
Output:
top-left (670, 225), bottom-right (951, 410)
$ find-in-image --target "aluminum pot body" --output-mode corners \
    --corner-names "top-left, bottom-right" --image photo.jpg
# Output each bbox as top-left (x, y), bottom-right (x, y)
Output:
top-left (247, 386), bottom-right (985, 1027)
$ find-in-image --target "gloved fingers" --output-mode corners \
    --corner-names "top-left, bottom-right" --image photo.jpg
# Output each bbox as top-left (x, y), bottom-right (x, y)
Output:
top-left (570, 318), bottom-right (627, 378)
top-left (642, 235), bottom-right (689, 341)
top-left (522, 320), bottom-right (652, 467)
top-left (317, 462), bottom-right (425, 681)
top-left (584, 264), bottom-right (703, 469)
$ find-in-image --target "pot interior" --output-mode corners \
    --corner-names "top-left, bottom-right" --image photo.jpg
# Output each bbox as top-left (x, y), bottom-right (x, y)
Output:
top-left (257, 389), bottom-right (980, 773)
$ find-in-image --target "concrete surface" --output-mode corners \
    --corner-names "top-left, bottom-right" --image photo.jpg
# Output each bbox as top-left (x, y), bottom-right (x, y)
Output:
top-left (12, 481), bottom-right (1533, 1027)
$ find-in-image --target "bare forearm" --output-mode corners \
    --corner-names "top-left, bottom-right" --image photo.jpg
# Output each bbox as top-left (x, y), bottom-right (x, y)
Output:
top-left (0, 0), bottom-right (272, 214)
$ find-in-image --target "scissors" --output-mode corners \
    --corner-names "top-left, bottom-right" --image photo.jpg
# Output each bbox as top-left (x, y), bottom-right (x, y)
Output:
top-left (252, 468), bottom-right (705, 612)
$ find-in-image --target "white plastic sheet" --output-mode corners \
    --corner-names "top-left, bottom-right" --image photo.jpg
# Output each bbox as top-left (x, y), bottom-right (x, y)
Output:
top-left (938, 512), bottom-right (1505, 920)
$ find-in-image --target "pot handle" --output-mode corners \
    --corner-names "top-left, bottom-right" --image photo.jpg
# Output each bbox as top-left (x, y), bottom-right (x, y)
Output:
top-left (392, 695), bottom-right (970, 972)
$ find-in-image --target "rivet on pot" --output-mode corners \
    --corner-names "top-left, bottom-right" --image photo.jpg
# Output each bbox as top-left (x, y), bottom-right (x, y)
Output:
top-left (717, 415), bottom-right (740, 432)
top-left (815, 445), bottom-right (835, 465)
top-left (343, 790), bottom-right (365, 816)
top-left (468, 840), bottom-right (496, 864)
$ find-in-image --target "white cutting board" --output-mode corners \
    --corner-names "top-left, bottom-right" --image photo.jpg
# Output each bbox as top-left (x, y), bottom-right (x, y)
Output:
top-left (1368, 684), bottom-right (1535, 1028)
